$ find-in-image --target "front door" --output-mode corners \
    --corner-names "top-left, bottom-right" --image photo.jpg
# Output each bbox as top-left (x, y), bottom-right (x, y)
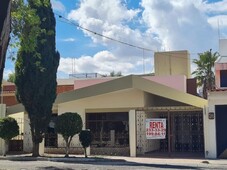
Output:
top-left (216, 105), bottom-right (227, 157)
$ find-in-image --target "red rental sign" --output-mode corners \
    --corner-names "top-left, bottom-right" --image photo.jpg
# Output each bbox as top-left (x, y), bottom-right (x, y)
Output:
top-left (146, 119), bottom-right (166, 139)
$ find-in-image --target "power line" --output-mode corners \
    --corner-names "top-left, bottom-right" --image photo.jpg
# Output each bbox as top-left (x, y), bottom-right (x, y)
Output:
top-left (55, 13), bottom-right (155, 52)
top-left (55, 13), bottom-right (207, 62)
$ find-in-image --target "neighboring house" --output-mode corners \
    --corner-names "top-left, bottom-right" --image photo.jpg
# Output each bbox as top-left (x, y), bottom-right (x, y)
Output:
top-left (1, 79), bottom-right (75, 106)
top-left (6, 50), bottom-right (209, 157)
top-left (206, 39), bottom-right (227, 159)
top-left (0, 0), bottom-right (11, 86)
top-left (0, 79), bottom-right (75, 152)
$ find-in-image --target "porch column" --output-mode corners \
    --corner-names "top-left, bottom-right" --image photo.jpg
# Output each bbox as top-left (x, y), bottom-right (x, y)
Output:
top-left (39, 139), bottom-right (44, 156)
top-left (129, 110), bottom-right (136, 157)
top-left (23, 113), bottom-right (33, 152)
top-left (0, 104), bottom-right (6, 155)
top-left (204, 105), bottom-right (217, 158)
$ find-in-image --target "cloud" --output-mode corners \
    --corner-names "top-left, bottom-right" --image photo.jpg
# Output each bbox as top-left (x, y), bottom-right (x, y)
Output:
top-left (57, 0), bottom-right (227, 77)
top-left (51, 0), bottom-right (65, 12)
top-left (61, 38), bottom-right (76, 42)
top-left (65, 0), bottom-right (160, 75)
top-left (203, 0), bottom-right (227, 14)
top-left (208, 15), bottom-right (227, 28)
top-left (58, 51), bottom-right (137, 76)
top-left (141, 0), bottom-right (218, 52)
top-left (3, 69), bottom-right (14, 81)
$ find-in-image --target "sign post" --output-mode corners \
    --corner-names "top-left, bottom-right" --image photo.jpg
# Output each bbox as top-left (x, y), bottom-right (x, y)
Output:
top-left (146, 119), bottom-right (166, 139)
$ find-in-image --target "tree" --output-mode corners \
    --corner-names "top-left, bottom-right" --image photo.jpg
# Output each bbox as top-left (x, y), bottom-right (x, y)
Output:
top-left (7, 73), bottom-right (15, 83)
top-left (192, 49), bottom-right (219, 99)
top-left (110, 71), bottom-right (122, 77)
top-left (79, 130), bottom-right (92, 158)
top-left (15, 0), bottom-right (60, 157)
top-left (0, 0), bottom-right (11, 87)
top-left (55, 112), bottom-right (83, 157)
top-left (0, 117), bottom-right (19, 156)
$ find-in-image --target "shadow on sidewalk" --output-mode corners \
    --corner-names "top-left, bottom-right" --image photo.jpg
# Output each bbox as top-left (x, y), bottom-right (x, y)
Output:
top-left (5, 156), bottom-right (200, 169)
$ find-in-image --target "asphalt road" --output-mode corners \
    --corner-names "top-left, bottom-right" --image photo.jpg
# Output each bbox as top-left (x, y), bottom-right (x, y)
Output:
top-left (0, 159), bottom-right (227, 170)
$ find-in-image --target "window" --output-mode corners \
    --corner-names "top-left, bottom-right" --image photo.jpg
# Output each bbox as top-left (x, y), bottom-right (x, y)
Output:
top-left (86, 112), bottom-right (129, 147)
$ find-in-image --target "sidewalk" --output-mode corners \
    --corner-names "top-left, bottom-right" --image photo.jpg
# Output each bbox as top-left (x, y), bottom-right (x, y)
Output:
top-left (1, 153), bottom-right (227, 166)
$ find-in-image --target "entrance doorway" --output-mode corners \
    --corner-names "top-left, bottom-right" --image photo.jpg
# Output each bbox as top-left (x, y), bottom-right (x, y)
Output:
top-left (216, 105), bottom-right (227, 157)
top-left (136, 107), bottom-right (204, 158)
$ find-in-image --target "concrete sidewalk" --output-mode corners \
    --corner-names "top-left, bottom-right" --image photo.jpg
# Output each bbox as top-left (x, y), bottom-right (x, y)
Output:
top-left (1, 153), bottom-right (227, 167)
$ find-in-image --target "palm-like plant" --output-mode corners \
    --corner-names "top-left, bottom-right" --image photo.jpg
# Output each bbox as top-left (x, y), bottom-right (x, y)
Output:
top-left (192, 49), bottom-right (219, 99)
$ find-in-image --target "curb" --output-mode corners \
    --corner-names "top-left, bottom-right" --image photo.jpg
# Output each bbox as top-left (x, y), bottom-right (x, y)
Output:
top-left (0, 156), bottom-right (126, 163)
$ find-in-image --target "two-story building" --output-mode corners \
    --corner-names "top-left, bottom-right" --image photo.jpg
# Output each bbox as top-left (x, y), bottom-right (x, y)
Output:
top-left (206, 39), bottom-right (227, 158)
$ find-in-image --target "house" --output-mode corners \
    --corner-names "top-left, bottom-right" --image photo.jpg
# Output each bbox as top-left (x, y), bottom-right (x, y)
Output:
top-left (206, 39), bottom-right (227, 158)
top-left (3, 50), bottom-right (209, 157)
top-left (0, 79), bottom-right (75, 153)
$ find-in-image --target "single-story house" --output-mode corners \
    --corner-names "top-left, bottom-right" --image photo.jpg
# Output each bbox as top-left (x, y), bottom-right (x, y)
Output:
top-left (6, 75), bottom-right (207, 157)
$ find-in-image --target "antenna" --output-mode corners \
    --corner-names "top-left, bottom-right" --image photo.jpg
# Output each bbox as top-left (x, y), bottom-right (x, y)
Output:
top-left (218, 19), bottom-right (220, 40)
top-left (143, 49), bottom-right (145, 74)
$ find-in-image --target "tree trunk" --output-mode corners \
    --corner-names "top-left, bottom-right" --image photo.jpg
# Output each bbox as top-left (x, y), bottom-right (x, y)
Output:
top-left (65, 142), bottom-right (69, 158)
top-left (64, 137), bottom-right (73, 158)
top-left (84, 147), bottom-right (87, 158)
top-left (32, 142), bottom-right (40, 157)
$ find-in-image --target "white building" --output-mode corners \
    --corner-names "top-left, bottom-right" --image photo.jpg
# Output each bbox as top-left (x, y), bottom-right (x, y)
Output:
top-left (206, 39), bottom-right (227, 158)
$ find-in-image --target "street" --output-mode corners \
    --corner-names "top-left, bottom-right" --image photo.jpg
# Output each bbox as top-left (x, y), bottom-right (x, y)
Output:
top-left (0, 158), bottom-right (227, 170)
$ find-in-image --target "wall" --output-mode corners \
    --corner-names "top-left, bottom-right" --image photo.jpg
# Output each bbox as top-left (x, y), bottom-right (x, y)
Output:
top-left (57, 85), bottom-right (74, 94)
top-left (187, 78), bottom-right (197, 96)
top-left (58, 89), bottom-right (145, 149)
top-left (0, 104), bottom-right (6, 155)
top-left (206, 91), bottom-right (227, 158)
top-left (136, 111), bottom-right (160, 154)
top-left (154, 51), bottom-right (191, 78)
top-left (8, 112), bottom-right (33, 152)
top-left (144, 92), bottom-right (154, 107)
top-left (143, 75), bottom-right (187, 93)
top-left (74, 78), bottom-right (114, 90)
top-left (23, 113), bottom-right (33, 152)
top-left (219, 39), bottom-right (227, 56)
top-left (9, 112), bottom-right (24, 138)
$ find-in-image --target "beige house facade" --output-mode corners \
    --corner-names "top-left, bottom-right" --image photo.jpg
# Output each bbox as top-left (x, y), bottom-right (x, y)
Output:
top-left (5, 75), bottom-right (207, 157)
top-left (3, 50), bottom-right (211, 157)
top-left (55, 75), bottom-right (207, 157)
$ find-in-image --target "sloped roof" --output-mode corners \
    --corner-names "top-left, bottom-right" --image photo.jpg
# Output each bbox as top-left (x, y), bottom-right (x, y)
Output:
top-left (7, 75), bottom-right (207, 115)
top-left (56, 75), bottom-right (207, 108)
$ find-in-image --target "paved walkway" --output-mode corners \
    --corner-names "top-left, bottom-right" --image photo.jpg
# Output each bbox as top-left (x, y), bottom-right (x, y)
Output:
top-left (1, 153), bottom-right (227, 167)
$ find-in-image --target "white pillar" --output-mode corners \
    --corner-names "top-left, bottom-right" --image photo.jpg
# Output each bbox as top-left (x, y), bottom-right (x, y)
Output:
top-left (0, 104), bottom-right (6, 155)
top-left (129, 110), bottom-right (136, 157)
top-left (86, 146), bottom-right (90, 156)
top-left (23, 113), bottom-right (33, 152)
top-left (39, 139), bottom-right (44, 156)
top-left (204, 105), bottom-right (217, 158)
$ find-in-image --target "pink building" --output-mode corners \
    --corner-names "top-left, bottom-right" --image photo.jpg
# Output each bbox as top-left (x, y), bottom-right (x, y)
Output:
top-left (74, 75), bottom-right (197, 95)
top-left (215, 56), bottom-right (227, 89)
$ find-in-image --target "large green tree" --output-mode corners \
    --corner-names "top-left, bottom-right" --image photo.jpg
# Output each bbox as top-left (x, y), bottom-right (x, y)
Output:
top-left (192, 49), bottom-right (219, 99)
top-left (15, 0), bottom-right (60, 157)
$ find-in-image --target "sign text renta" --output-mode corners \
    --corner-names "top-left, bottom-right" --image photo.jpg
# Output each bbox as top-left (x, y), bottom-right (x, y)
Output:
top-left (146, 119), bottom-right (166, 139)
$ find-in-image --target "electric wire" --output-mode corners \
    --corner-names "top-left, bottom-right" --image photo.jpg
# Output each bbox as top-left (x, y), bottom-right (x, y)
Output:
top-left (55, 13), bottom-right (209, 62)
